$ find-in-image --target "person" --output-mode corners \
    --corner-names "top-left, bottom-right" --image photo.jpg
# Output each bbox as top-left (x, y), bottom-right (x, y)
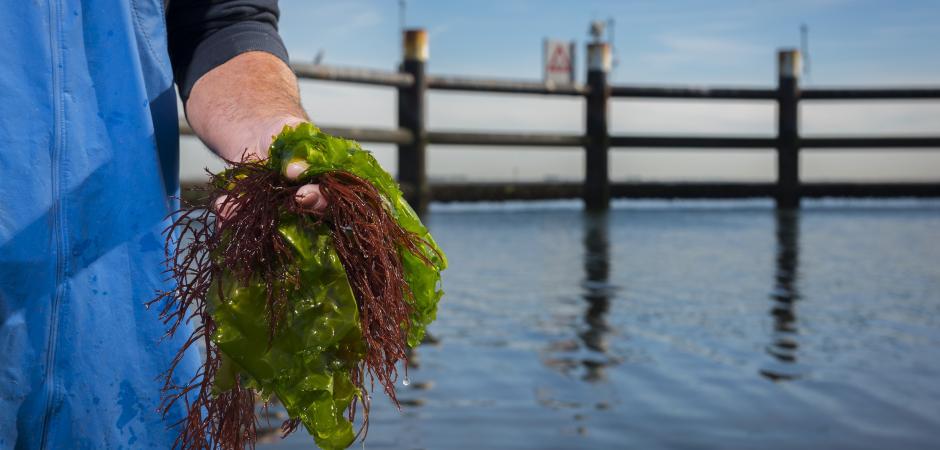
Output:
top-left (0, 1), bottom-right (323, 447)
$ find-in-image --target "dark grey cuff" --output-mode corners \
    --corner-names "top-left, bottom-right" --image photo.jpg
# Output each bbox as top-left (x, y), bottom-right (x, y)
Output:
top-left (175, 22), bottom-right (289, 103)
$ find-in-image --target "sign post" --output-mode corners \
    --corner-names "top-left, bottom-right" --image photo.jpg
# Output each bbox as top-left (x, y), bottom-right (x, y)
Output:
top-left (544, 39), bottom-right (575, 86)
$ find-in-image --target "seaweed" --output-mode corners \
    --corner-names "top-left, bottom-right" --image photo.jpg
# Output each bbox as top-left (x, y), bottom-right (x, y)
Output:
top-left (150, 123), bottom-right (446, 450)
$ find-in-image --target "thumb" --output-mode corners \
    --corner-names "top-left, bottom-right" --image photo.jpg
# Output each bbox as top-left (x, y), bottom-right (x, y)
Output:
top-left (295, 184), bottom-right (327, 211)
top-left (284, 160), bottom-right (309, 181)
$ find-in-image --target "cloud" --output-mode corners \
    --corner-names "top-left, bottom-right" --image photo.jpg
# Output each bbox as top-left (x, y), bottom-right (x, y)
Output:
top-left (282, 0), bottom-right (383, 33)
top-left (659, 34), bottom-right (763, 57)
top-left (278, 0), bottom-right (393, 65)
top-left (429, 23), bottom-right (452, 38)
top-left (639, 33), bottom-right (765, 69)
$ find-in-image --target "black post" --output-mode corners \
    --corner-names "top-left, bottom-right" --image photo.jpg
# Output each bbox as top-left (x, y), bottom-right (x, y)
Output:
top-left (776, 49), bottom-right (801, 209)
top-left (398, 29), bottom-right (428, 215)
top-left (584, 42), bottom-right (611, 210)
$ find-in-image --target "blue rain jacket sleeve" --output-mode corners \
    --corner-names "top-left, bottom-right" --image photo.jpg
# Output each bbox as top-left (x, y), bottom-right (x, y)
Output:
top-left (0, 0), bottom-right (204, 448)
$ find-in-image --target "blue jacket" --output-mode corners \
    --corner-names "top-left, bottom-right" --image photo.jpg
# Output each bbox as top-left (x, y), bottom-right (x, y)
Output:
top-left (0, 0), bottom-right (201, 448)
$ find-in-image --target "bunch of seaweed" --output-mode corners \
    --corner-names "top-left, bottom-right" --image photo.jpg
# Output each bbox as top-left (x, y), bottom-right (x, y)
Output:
top-left (149, 124), bottom-right (446, 450)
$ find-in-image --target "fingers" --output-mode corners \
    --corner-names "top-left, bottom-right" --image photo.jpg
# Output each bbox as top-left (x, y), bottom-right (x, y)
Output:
top-left (214, 160), bottom-right (325, 224)
top-left (295, 184), bottom-right (327, 211)
top-left (284, 160), bottom-right (309, 180)
top-left (213, 194), bottom-right (237, 222)
top-left (285, 160), bottom-right (328, 212)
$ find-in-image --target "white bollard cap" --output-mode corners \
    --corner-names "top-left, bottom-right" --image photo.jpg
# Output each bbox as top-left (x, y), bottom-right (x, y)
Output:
top-left (778, 49), bottom-right (802, 78)
top-left (587, 43), bottom-right (611, 73)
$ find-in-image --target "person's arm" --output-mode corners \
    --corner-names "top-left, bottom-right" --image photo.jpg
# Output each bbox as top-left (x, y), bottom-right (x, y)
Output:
top-left (185, 50), bottom-right (306, 163)
top-left (166, 0), bottom-right (319, 208)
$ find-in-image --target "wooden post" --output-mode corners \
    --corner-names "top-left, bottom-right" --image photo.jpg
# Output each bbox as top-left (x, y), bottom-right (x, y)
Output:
top-left (584, 42), bottom-right (611, 210)
top-left (776, 49), bottom-right (801, 209)
top-left (398, 29), bottom-right (429, 215)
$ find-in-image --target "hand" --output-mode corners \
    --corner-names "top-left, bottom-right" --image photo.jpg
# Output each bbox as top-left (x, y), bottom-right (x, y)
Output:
top-left (214, 117), bottom-right (327, 221)
top-left (213, 162), bottom-right (327, 221)
top-left (183, 51), bottom-right (325, 220)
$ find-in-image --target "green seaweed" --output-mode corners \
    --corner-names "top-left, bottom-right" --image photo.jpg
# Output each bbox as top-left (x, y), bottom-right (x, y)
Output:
top-left (207, 124), bottom-right (446, 449)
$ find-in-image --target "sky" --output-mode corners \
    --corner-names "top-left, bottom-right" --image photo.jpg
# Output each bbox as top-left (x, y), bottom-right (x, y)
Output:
top-left (180, 0), bottom-right (940, 182)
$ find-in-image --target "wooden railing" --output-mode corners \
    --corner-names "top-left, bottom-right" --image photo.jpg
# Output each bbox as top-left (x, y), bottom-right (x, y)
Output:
top-left (180, 30), bottom-right (940, 213)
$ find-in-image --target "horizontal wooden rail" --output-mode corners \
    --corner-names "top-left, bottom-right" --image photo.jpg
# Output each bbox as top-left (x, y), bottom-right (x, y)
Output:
top-left (800, 183), bottom-right (940, 197)
top-left (427, 131), bottom-right (584, 147)
top-left (429, 182), bottom-right (940, 202)
top-left (427, 75), bottom-right (587, 96)
top-left (321, 127), bottom-right (413, 144)
top-left (609, 86), bottom-right (940, 101)
top-left (182, 121), bottom-right (940, 151)
top-left (429, 182), bottom-right (581, 201)
top-left (180, 120), bottom-right (413, 145)
top-left (180, 181), bottom-right (940, 205)
top-left (286, 64), bottom-right (940, 103)
top-left (802, 88), bottom-right (940, 100)
top-left (291, 62), bottom-right (414, 88)
top-left (610, 86), bottom-right (777, 100)
top-left (610, 136), bottom-right (776, 148)
top-left (801, 137), bottom-right (940, 148)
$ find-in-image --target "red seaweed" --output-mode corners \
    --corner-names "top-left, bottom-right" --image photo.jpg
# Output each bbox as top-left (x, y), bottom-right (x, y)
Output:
top-left (150, 156), bottom-right (440, 450)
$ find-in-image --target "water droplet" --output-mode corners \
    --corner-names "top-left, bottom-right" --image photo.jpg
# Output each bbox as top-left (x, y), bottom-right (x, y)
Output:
top-left (144, 303), bottom-right (150, 310)
top-left (402, 377), bottom-right (410, 386)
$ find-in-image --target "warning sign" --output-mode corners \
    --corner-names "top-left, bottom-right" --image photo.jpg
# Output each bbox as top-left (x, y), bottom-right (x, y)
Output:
top-left (544, 39), bottom-right (575, 85)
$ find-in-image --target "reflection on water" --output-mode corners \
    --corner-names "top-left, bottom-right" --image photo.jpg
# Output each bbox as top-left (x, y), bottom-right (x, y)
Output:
top-left (398, 339), bottom-right (435, 409)
top-left (580, 210), bottom-right (617, 382)
top-left (542, 211), bottom-right (619, 382)
top-left (261, 202), bottom-right (940, 450)
top-left (761, 210), bottom-right (804, 382)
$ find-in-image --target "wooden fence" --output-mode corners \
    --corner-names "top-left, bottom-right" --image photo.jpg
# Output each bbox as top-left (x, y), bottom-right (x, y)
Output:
top-left (180, 29), bottom-right (940, 214)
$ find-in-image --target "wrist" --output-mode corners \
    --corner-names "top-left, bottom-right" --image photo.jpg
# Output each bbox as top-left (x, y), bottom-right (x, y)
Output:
top-left (183, 51), bottom-right (308, 163)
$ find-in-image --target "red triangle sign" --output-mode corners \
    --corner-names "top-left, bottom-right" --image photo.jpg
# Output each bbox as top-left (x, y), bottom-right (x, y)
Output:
top-left (547, 44), bottom-right (570, 73)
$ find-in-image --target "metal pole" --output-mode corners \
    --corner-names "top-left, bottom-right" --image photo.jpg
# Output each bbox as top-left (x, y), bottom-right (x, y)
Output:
top-left (584, 42), bottom-right (611, 210)
top-left (776, 49), bottom-right (801, 209)
top-left (398, 29), bottom-right (428, 215)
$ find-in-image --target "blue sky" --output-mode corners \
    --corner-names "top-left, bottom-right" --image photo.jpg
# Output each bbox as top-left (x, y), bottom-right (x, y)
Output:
top-left (278, 0), bottom-right (940, 85)
top-left (181, 0), bottom-right (940, 182)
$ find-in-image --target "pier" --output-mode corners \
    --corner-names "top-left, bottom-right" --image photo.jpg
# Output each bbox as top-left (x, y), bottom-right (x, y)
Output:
top-left (180, 29), bottom-right (940, 214)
